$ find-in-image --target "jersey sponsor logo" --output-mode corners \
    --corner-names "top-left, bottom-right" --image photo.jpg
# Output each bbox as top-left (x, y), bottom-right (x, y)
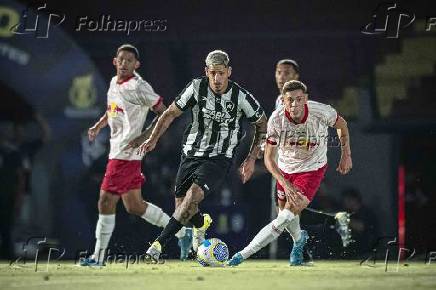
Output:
top-left (281, 130), bottom-right (319, 150)
top-left (107, 102), bottom-right (124, 117)
top-left (202, 107), bottom-right (235, 124)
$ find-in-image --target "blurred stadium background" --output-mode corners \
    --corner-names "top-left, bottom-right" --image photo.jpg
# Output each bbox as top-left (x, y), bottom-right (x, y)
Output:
top-left (0, 0), bottom-right (435, 263)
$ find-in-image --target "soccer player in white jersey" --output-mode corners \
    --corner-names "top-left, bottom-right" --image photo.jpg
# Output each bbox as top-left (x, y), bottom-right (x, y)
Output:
top-left (273, 59), bottom-right (352, 259)
top-left (80, 44), bottom-right (191, 266)
top-left (228, 80), bottom-right (352, 266)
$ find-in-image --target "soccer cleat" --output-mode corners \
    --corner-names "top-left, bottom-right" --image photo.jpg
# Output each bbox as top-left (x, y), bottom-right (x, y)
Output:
top-left (290, 230), bottom-right (308, 266)
top-left (227, 252), bottom-right (244, 267)
top-left (145, 241), bottom-right (163, 264)
top-left (334, 212), bottom-right (353, 247)
top-left (178, 228), bottom-right (193, 261)
top-left (192, 214), bottom-right (213, 252)
top-left (79, 257), bottom-right (105, 267)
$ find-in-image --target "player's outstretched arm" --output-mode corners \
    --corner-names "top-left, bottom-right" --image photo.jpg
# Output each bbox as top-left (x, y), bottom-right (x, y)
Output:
top-left (333, 115), bottom-right (352, 175)
top-left (239, 114), bottom-right (267, 183)
top-left (137, 102), bottom-right (182, 154)
top-left (126, 102), bottom-right (168, 149)
top-left (88, 112), bottom-right (108, 142)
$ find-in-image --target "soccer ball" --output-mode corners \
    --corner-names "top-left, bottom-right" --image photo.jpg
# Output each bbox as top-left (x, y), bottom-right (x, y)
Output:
top-left (196, 238), bottom-right (229, 267)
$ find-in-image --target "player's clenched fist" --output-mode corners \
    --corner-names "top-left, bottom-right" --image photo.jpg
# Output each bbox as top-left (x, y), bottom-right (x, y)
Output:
top-left (282, 180), bottom-right (300, 203)
top-left (88, 126), bottom-right (100, 142)
top-left (288, 191), bottom-right (310, 214)
top-left (336, 154), bottom-right (352, 175)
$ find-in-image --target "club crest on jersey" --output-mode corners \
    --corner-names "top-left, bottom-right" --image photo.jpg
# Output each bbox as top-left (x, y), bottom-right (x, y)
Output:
top-left (224, 100), bottom-right (235, 111)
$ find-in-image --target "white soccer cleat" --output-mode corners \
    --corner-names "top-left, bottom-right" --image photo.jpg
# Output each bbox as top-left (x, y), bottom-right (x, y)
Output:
top-left (193, 214), bottom-right (213, 252)
top-left (145, 241), bottom-right (164, 264)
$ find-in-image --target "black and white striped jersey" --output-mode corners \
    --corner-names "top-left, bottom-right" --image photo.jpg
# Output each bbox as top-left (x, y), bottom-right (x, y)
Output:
top-left (175, 77), bottom-right (265, 158)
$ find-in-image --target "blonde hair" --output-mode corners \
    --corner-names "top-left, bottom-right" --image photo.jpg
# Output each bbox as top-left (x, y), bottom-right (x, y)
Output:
top-left (205, 50), bottom-right (230, 67)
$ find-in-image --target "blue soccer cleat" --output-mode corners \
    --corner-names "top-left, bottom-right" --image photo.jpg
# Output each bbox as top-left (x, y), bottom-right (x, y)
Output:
top-left (227, 252), bottom-right (244, 267)
top-left (79, 257), bottom-right (105, 267)
top-left (178, 228), bottom-right (193, 261)
top-left (290, 230), bottom-right (308, 266)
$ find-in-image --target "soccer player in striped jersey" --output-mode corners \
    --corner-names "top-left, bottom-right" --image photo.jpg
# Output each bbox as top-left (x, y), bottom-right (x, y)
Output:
top-left (228, 80), bottom-right (352, 266)
top-left (139, 50), bottom-right (268, 263)
top-left (80, 44), bottom-right (191, 267)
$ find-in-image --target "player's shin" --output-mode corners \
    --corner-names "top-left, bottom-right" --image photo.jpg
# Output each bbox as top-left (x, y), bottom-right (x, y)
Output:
top-left (141, 202), bottom-right (170, 227)
top-left (240, 209), bottom-right (295, 259)
top-left (141, 202), bottom-right (187, 238)
top-left (284, 213), bottom-right (301, 242)
top-left (155, 217), bottom-right (184, 246)
top-left (93, 214), bottom-right (115, 264)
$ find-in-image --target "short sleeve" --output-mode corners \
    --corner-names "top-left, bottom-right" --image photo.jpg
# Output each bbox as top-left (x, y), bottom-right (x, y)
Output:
top-left (137, 80), bottom-right (161, 108)
top-left (266, 113), bottom-right (280, 146)
top-left (240, 93), bottom-right (265, 123)
top-left (174, 80), bottom-right (197, 111)
top-left (322, 104), bottom-right (338, 127)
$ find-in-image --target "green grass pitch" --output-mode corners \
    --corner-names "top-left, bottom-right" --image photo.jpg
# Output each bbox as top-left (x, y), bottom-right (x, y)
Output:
top-left (1, 260), bottom-right (435, 290)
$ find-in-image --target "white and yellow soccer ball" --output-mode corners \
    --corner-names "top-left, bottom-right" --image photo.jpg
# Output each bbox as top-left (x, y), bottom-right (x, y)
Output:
top-left (196, 238), bottom-right (229, 267)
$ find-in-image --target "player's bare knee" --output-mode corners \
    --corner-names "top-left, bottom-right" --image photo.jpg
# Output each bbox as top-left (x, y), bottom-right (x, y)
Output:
top-left (98, 191), bottom-right (118, 214)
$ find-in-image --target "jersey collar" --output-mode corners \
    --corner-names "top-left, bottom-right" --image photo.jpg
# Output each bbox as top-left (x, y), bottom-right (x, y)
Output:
top-left (285, 104), bottom-right (308, 124)
top-left (116, 75), bottom-right (135, 85)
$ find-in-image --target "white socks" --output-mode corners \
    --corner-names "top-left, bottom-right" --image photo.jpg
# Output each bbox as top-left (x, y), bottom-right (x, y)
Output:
top-left (92, 214), bottom-right (115, 263)
top-left (284, 213), bottom-right (301, 242)
top-left (240, 209), bottom-right (295, 259)
top-left (92, 203), bottom-right (187, 263)
top-left (141, 202), bottom-right (186, 239)
top-left (141, 202), bottom-right (170, 227)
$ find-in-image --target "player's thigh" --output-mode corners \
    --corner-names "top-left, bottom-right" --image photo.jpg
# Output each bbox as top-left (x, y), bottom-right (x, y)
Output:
top-left (174, 156), bottom-right (199, 198)
top-left (121, 189), bottom-right (146, 215)
top-left (192, 157), bottom-right (232, 196)
top-left (98, 190), bottom-right (120, 214)
top-left (293, 166), bottom-right (327, 202)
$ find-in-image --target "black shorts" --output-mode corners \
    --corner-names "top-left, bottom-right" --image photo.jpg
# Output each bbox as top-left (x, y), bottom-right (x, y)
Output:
top-left (174, 155), bottom-right (232, 198)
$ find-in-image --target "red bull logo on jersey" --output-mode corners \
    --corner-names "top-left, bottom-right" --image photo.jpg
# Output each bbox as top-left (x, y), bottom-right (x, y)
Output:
top-left (280, 130), bottom-right (324, 151)
top-left (107, 102), bottom-right (124, 117)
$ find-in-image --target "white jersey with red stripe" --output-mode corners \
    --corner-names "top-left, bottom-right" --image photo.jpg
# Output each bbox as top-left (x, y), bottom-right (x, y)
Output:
top-left (267, 100), bottom-right (338, 174)
top-left (106, 72), bottom-right (161, 160)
